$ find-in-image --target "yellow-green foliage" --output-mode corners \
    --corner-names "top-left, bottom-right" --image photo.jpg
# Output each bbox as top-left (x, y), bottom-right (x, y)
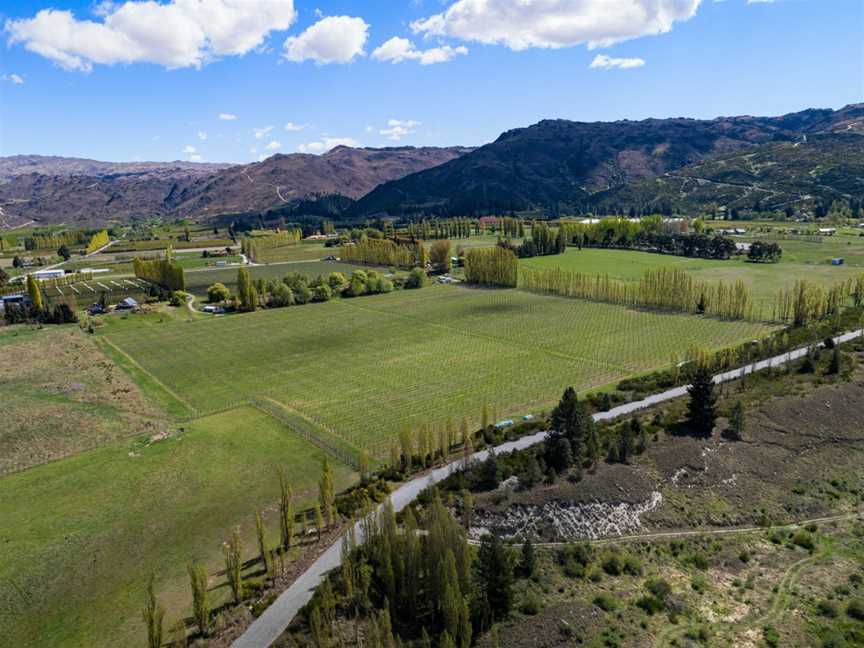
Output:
top-left (520, 266), bottom-right (755, 321)
top-left (340, 239), bottom-right (416, 268)
top-left (773, 278), bottom-right (851, 326)
top-left (133, 257), bottom-right (186, 291)
top-left (86, 230), bottom-right (110, 255)
top-left (464, 247), bottom-right (518, 287)
top-left (241, 229), bottom-right (302, 262)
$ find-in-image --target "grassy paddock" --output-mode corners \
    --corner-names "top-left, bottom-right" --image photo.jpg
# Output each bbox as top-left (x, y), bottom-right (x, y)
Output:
top-left (0, 406), bottom-right (355, 648)
top-left (184, 260), bottom-right (365, 297)
top-left (521, 248), bottom-right (862, 307)
top-left (104, 285), bottom-right (775, 457)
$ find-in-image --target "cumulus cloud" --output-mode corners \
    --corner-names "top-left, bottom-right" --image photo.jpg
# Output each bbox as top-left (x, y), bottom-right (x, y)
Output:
top-left (372, 37), bottom-right (468, 65)
top-left (218, 112), bottom-right (237, 120)
top-left (5, 0), bottom-right (297, 72)
top-left (380, 118), bottom-right (420, 141)
top-left (253, 125), bottom-right (274, 139)
top-left (265, 140), bottom-right (282, 150)
top-left (411, 0), bottom-right (701, 51)
top-left (283, 15), bottom-right (368, 64)
top-left (188, 154), bottom-right (203, 162)
top-left (589, 54), bottom-right (645, 69)
top-left (284, 122), bottom-right (305, 131)
top-left (297, 137), bottom-right (359, 154)
top-left (2, 73), bottom-right (25, 84)
top-left (182, 144), bottom-right (197, 154)
top-left (197, 131), bottom-right (208, 140)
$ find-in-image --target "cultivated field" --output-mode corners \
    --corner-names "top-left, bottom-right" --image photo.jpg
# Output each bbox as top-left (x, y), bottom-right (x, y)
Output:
top-left (0, 405), bottom-right (356, 648)
top-left (102, 285), bottom-right (775, 458)
top-left (521, 248), bottom-right (863, 307)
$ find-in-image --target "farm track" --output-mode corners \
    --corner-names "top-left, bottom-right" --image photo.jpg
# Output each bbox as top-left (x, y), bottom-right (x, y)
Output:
top-left (232, 328), bottom-right (864, 648)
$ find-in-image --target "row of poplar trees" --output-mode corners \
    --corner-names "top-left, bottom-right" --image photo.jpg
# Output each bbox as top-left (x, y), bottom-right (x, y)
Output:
top-left (133, 257), bottom-right (186, 291)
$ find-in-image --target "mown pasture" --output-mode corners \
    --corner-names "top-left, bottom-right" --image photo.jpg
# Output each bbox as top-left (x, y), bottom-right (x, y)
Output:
top-left (0, 404), bottom-right (356, 648)
top-left (102, 284), bottom-right (776, 458)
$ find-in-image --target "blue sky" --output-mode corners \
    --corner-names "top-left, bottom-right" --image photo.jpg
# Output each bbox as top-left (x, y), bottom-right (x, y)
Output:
top-left (1, 0), bottom-right (862, 163)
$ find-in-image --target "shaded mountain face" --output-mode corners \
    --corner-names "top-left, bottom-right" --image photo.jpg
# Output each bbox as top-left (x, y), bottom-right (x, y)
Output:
top-left (351, 104), bottom-right (864, 217)
top-left (0, 146), bottom-right (471, 228)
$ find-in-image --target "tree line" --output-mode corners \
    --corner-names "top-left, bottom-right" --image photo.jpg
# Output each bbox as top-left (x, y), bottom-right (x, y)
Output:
top-left (133, 257), bottom-right (186, 292)
top-left (520, 266), bottom-right (756, 321)
top-left (464, 247), bottom-right (518, 288)
top-left (222, 266), bottom-right (427, 313)
top-left (340, 239), bottom-right (418, 269)
top-left (85, 230), bottom-right (110, 255)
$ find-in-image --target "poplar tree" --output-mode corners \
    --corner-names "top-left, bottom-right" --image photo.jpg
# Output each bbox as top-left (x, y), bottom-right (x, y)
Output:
top-left (255, 511), bottom-right (269, 574)
top-left (319, 457), bottom-right (335, 528)
top-left (224, 526), bottom-right (243, 604)
top-left (142, 573), bottom-right (165, 648)
top-left (237, 267), bottom-right (257, 311)
top-left (278, 470), bottom-right (295, 549)
top-left (314, 501), bottom-right (324, 540)
top-left (187, 561), bottom-right (210, 636)
top-left (26, 274), bottom-right (43, 311)
top-left (399, 426), bottom-right (413, 472)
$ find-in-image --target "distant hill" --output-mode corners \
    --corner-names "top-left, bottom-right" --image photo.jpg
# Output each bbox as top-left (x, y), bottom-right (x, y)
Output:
top-left (351, 104), bottom-right (864, 217)
top-left (0, 146), bottom-right (471, 228)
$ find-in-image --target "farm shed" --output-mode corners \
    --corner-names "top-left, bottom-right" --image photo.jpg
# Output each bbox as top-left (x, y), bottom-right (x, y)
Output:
top-left (832, 258), bottom-right (845, 265)
top-left (116, 297), bottom-right (139, 310)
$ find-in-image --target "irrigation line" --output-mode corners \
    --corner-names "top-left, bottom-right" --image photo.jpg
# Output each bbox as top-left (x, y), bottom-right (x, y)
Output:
top-left (232, 327), bottom-right (864, 648)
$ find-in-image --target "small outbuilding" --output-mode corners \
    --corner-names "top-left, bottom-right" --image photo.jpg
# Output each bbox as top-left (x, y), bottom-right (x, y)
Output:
top-left (831, 257), bottom-right (845, 266)
top-left (116, 297), bottom-right (139, 310)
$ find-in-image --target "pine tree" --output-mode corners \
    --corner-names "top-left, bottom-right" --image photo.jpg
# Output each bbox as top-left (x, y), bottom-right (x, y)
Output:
top-left (827, 347), bottom-right (841, 375)
top-left (518, 538), bottom-right (536, 578)
top-left (728, 401), bottom-right (745, 441)
top-left (474, 534), bottom-right (514, 621)
top-left (687, 363), bottom-right (717, 436)
top-left (142, 573), bottom-right (165, 648)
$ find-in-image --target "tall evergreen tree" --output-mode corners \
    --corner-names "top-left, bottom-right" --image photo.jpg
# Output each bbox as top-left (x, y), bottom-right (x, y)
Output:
top-left (687, 363), bottom-right (717, 436)
top-left (474, 534), bottom-right (514, 622)
top-left (319, 457), bottom-right (335, 528)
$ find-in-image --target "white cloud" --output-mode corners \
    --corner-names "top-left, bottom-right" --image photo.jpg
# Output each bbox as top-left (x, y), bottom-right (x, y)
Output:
top-left (197, 130), bottom-right (208, 140)
top-left (297, 137), bottom-right (359, 154)
top-left (188, 154), bottom-right (203, 162)
top-left (182, 144), bottom-right (197, 154)
top-left (5, 0), bottom-right (297, 72)
top-left (380, 118), bottom-right (421, 141)
top-left (589, 54), bottom-right (645, 69)
top-left (283, 15), bottom-right (368, 64)
top-left (747, 1), bottom-right (777, 3)
top-left (2, 73), bottom-right (25, 84)
top-left (253, 125), bottom-right (274, 139)
top-left (218, 112), bottom-right (237, 121)
top-left (283, 122), bottom-right (305, 131)
top-left (411, 0), bottom-right (701, 51)
top-left (265, 140), bottom-right (282, 150)
top-left (372, 37), bottom-right (468, 65)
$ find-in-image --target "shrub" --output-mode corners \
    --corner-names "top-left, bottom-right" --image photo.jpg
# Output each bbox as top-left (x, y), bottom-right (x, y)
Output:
top-left (816, 599), bottom-right (838, 618)
top-left (763, 625), bottom-right (780, 647)
top-left (405, 267), bottom-right (427, 289)
top-left (848, 598), bottom-right (864, 621)
top-left (207, 282), bottom-right (230, 303)
top-left (646, 578), bottom-right (672, 602)
top-left (691, 574), bottom-right (707, 593)
top-left (792, 530), bottom-right (815, 551)
top-left (635, 595), bottom-right (664, 615)
top-left (601, 553), bottom-right (623, 576)
top-left (519, 593), bottom-right (542, 615)
top-left (593, 593), bottom-right (618, 612)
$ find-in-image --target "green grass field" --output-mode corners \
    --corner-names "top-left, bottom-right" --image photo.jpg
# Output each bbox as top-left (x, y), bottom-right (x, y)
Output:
top-left (0, 405), bottom-right (355, 648)
top-left (102, 285), bottom-right (775, 458)
top-left (255, 241), bottom-right (329, 263)
top-left (521, 248), bottom-right (862, 307)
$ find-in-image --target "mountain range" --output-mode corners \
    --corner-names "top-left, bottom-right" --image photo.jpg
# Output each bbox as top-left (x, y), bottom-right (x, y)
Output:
top-left (1, 104), bottom-right (861, 229)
